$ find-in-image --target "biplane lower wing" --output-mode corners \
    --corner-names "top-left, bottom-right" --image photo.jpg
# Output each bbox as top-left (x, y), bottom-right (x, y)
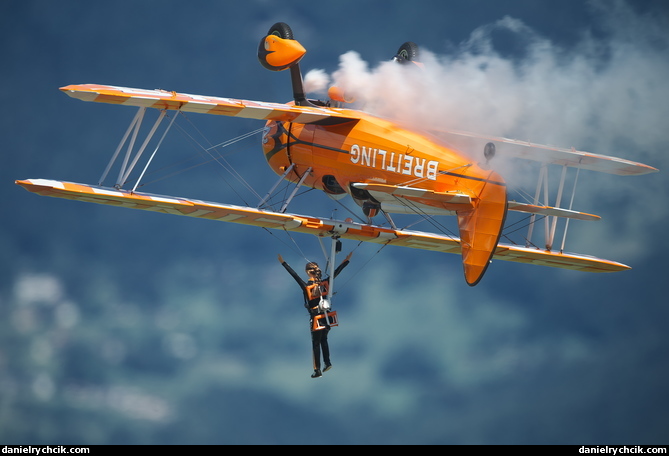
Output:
top-left (16, 179), bottom-right (629, 274)
top-left (60, 84), bottom-right (360, 125)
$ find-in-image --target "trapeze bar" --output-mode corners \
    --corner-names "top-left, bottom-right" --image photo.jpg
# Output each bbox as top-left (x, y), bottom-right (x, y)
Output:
top-left (327, 233), bottom-right (340, 302)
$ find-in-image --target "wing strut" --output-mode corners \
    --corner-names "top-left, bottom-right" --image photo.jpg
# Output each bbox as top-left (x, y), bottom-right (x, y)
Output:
top-left (560, 168), bottom-right (581, 253)
top-left (257, 163), bottom-right (295, 209)
top-left (98, 107), bottom-right (177, 190)
top-left (548, 164), bottom-right (568, 249)
top-left (526, 163), bottom-right (583, 251)
top-left (280, 167), bottom-right (312, 213)
top-left (132, 110), bottom-right (179, 193)
top-left (99, 107), bottom-right (145, 186)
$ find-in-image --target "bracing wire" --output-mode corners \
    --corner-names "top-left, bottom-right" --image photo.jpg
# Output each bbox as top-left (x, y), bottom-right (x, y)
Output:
top-left (173, 113), bottom-right (266, 203)
top-left (131, 111), bottom-right (266, 208)
top-left (393, 196), bottom-right (461, 241)
top-left (265, 227), bottom-right (311, 263)
top-left (334, 240), bottom-right (390, 294)
top-left (121, 110), bottom-right (381, 294)
top-left (501, 214), bottom-right (546, 248)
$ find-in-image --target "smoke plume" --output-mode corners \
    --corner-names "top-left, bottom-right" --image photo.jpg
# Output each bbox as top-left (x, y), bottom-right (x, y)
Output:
top-left (303, 0), bottom-right (669, 259)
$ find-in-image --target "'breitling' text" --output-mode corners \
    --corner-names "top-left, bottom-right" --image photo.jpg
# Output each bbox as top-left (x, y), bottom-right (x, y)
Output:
top-left (350, 144), bottom-right (438, 180)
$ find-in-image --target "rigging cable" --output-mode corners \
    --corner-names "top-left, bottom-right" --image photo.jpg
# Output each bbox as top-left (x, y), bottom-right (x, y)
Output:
top-left (127, 116), bottom-right (407, 293)
top-left (175, 114), bottom-right (266, 204)
top-left (131, 111), bottom-right (267, 208)
top-left (393, 195), bottom-right (461, 242)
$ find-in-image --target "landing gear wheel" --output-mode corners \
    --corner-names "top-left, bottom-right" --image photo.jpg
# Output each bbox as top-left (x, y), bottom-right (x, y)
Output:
top-left (362, 201), bottom-right (380, 218)
top-left (268, 22), bottom-right (293, 39)
top-left (484, 142), bottom-right (496, 163)
top-left (395, 41), bottom-right (420, 64)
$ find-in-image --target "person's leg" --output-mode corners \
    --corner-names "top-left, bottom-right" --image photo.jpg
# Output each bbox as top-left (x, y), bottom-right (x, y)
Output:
top-left (311, 330), bottom-right (322, 377)
top-left (321, 328), bottom-right (332, 371)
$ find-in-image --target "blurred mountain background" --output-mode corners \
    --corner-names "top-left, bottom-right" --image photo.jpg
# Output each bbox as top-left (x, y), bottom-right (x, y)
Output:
top-left (2, 0), bottom-right (668, 444)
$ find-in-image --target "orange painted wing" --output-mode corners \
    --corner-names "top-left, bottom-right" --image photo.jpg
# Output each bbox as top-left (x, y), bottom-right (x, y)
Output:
top-left (60, 83), bottom-right (360, 124)
top-left (16, 179), bottom-right (629, 274)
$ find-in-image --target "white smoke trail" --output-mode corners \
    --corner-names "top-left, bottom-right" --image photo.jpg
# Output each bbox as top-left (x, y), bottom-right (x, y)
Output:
top-left (308, 4), bottom-right (669, 154)
top-left (303, 1), bottom-right (669, 260)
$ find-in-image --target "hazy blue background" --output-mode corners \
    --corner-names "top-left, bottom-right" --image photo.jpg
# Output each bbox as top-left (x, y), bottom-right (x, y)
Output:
top-left (2, 0), bottom-right (668, 445)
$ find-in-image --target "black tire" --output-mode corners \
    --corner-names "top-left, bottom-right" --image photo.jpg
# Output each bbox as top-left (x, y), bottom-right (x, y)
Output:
top-left (395, 41), bottom-right (419, 63)
top-left (267, 22), bottom-right (293, 40)
top-left (484, 142), bottom-right (496, 162)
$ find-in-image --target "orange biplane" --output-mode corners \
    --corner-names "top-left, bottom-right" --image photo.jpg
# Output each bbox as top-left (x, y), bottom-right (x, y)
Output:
top-left (17, 22), bottom-right (658, 286)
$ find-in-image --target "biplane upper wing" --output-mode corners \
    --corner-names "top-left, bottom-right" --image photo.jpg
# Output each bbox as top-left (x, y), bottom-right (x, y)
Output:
top-left (60, 84), bottom-right (360, 124)
top-left (433, 128), bottom-right (658, 176)
top-left (16, 178), bottom-right (629, 273)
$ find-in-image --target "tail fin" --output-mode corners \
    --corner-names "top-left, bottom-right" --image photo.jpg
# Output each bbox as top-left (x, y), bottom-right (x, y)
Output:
top-left (457, 171), bottom-right (508, 286)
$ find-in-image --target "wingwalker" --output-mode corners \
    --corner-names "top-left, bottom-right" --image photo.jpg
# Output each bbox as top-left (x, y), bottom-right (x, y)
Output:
top-left (17, 22), bottom-right (658, 287)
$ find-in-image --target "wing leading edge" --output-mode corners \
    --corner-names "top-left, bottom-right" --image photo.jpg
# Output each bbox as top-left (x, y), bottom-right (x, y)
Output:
top-left (60, 83), bottom-right (360, 125)
top-left (16, 178), bottom-right (630, 274)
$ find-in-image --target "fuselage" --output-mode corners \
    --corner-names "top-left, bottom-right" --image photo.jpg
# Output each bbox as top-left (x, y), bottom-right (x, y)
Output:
top-left (262, 108), bottom-right (504, 215)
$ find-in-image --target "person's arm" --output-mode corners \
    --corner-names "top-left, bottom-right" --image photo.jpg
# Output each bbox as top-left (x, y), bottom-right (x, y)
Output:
top-left (278, 255), bottom-right (306, 288)
top-left (333, 252), bottom-right (353, 278)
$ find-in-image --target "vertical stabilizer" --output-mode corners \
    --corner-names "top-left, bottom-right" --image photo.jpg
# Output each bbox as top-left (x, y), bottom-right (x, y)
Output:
top-left (457, 171), bottom-right (507, 286)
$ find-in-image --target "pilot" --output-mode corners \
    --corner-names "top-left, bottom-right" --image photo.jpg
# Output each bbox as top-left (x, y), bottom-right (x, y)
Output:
top-left (278, 252), bottom-right (352, 378)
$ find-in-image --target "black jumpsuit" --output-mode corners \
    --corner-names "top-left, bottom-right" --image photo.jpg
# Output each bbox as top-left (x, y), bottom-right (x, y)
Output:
top-left (281, 260), bottom-right (350, 372)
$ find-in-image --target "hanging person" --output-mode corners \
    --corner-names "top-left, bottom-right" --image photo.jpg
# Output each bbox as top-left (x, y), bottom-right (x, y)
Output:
top-left (278, 252), bottom-right (352, 378)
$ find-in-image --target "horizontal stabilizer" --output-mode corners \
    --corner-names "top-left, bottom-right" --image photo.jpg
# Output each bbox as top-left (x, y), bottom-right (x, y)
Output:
top-left (351, 182), bottom-right (472, 205)
top-left (16, 178), bottom-right (631, 275)
top-left (508, 201), bottom-right (600, 221)
top-left (60, 84), bottom-right (360, 125)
